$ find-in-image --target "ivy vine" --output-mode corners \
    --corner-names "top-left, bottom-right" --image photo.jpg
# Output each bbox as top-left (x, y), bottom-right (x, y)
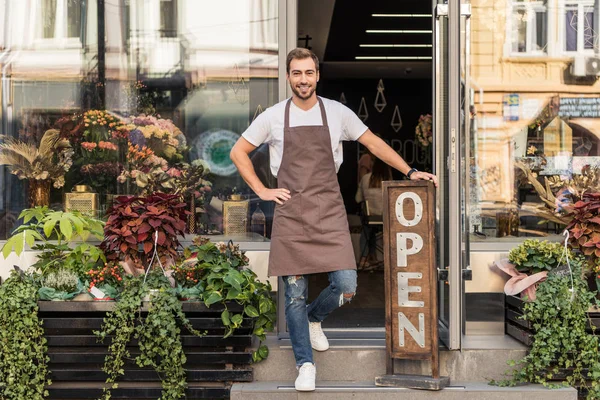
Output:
top-left (0, 270), bottom-right (50, 400)
top-left (94, 276), bottom-right (146, 400)
top-left (95, 272), bottom-right (205, 400)
top-left (492, 257), bottom-right (600, 398)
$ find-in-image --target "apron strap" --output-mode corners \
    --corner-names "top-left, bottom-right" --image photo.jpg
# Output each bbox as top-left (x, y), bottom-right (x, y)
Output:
top-left (317, 97), bottom-right (329, 128)
top-left (284, 97), bottom-right (329, 129)
top-left (284, 98), bottom-right (292, 129)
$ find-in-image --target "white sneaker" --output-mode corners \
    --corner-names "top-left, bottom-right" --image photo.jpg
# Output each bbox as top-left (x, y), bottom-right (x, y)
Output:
top-left (309, 322), bottom-right (329, 351)
top-left (295, 362), bottom-right (316, 391)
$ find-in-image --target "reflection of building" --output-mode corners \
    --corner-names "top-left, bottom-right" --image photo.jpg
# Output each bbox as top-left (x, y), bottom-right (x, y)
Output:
top-left (0, 0), bottom-right (279, 236)
top-left (470, 0), bottom-right (600, 235)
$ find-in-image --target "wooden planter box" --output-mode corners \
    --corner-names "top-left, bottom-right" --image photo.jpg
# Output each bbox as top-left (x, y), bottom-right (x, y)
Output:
top-left (505, 294), bottom-right (600, 347)
top-left (505, 294), bottom-right (600, 397)
top-left (39, 301), bottom-right (255, 399)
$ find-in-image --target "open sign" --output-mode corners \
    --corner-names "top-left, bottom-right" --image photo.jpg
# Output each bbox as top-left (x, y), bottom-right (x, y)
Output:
top-left (380, 180), bottom-right (441, 380)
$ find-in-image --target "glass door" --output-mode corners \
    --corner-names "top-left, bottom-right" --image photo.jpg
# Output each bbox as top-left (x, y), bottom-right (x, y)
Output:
top-left (434, 1), bottom-right (471, 350)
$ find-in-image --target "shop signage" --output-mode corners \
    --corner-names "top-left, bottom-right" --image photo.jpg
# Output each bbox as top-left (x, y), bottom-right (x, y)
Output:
top-left (375, 181), bottom-right (449, 390)
top-left (503, 93), bottom-right (520, 121)
top-left (559, 97), bottom-right (600, 118)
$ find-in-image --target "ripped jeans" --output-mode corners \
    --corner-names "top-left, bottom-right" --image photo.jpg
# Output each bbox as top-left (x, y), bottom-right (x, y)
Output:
top-left (283, 269), bottom-right (357, 366)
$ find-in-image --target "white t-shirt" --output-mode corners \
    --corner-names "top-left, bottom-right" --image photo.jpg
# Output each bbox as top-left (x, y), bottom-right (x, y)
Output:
top-left (242, 96), bottom-right (368, 177)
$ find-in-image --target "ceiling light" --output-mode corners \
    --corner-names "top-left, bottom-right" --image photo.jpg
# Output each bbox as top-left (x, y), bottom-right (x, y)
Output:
top-left (359, 44), bottom-right (432, 48)
top-left (355, 56), bottom-right (433, 60)
top-left (366, 30), bottom-right (433, 34)
top-left (372, 14), bottom-right (432, 18)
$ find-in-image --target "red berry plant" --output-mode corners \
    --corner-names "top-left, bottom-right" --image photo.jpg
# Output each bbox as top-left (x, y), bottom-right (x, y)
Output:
top-left (101, 192), bottom-right (188, 270)
top-left (87, 262), bottom-right (126, 299)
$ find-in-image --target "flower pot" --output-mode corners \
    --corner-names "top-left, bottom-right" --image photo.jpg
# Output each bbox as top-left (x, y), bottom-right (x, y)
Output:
top-left (28, 179), bottom-right (51, 208)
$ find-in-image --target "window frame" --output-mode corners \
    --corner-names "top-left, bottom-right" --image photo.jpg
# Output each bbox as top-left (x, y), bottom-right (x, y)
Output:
top-left (506, 0), bottom-right (549, 56)
top-left (560, 0), bottom-right (596, 55)
top-left (159, 0), bottom-right (178, 38)
top-left (32, 0), bottom-right (83, 49)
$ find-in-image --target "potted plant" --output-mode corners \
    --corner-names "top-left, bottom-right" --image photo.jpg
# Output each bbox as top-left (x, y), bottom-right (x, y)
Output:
top-left (38, 268), bottom-right (82, 301)
top-left (101, 192), bottom-right (188, 272)
top-left (1, 207), bottom-right (106, 278)
top-left (172, 256), bottom-right (205, 301)
top-left (86, 262), bottom-right (126, 300)
top-left (492, 256), bottom-right (600, 399)
top-left (497, 239), bottom-right (575, 345)
top-left (189, 237), bottom-right (275, 362)
top-left (0, 129), bottom-right (73, 207)
top-left (565, 190), bottom-right (600, 294)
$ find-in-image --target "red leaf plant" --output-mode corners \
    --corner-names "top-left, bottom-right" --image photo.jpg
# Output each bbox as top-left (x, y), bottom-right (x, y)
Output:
top-left (101, 193), bottom-right (188, 271)
top-left (565, 191), bottom-right (600, 265)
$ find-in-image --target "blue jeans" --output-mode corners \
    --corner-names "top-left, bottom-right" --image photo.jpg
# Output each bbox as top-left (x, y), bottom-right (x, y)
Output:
top-left (283, 269), bottom-right (357, 366)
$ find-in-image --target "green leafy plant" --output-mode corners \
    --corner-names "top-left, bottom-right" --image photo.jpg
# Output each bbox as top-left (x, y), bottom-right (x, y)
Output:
top-left (492, 256), bottom-right (600, 398)
top-left (96, 272), bottom-right (205, 400)
top-left (190, 237), bottom-right (276, 362)
top-left (0, 269), bottom-right (50, 399)
top-left (508, 239), bottom-right (566, 275)
top-left (101, 193), bottom-right (187, 267)
top-left (1, 207), bottom-right (105, 277)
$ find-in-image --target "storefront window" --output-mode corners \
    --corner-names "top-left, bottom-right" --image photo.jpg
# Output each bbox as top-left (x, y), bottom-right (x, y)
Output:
top-left (469, 0), bottom-right (600, 242)
top-left (0, 0), bottom-right (278, 242)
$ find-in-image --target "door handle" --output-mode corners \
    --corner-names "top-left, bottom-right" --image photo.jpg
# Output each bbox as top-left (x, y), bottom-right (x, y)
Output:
top-left (437, 267), bottom-right (472, 281)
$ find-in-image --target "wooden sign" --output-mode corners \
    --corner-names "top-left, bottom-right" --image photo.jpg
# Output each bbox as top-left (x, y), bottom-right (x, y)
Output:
top-left (375, 180), bottom-right (449, 390)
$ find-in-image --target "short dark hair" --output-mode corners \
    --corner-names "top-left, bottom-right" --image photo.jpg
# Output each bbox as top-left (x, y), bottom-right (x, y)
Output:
top-left (286, 48), bottom-right (320, 74)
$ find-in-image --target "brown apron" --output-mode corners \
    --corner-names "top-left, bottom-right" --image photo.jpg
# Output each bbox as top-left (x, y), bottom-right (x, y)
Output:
top-left (268, 97), bottom-right (356, 276)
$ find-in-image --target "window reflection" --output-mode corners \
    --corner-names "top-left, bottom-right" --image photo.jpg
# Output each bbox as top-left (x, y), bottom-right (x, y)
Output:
top-left (470, 0), bottom-right (600, 241)
top-left (0, 0), bottom-right (278, 241)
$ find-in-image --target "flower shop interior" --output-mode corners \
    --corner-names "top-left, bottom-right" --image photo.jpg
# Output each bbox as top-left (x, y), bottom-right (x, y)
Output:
top-left (1, 0), bottom-right (600, 398)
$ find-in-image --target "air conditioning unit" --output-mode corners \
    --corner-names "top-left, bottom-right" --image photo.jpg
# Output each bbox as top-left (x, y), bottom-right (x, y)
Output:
top-left (572, 55), bottom-right (600, 77)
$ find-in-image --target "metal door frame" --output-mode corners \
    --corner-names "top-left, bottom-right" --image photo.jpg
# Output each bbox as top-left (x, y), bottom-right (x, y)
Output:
top-left (434, 1), bottom-right (470, 350)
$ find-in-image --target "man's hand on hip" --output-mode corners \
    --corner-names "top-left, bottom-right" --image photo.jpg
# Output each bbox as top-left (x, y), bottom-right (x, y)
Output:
top-left (258, 188), bottom-right (291, 205)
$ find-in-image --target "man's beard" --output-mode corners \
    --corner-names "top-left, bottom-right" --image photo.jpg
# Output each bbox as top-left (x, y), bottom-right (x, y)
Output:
top-left (290, 83), bottom-right (316, 100)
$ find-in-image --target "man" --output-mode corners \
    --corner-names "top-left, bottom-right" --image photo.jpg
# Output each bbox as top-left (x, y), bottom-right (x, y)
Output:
top-left (230, 48), bottom-right (437, 392)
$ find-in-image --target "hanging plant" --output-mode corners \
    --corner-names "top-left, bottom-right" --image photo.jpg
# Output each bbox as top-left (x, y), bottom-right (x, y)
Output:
top-left (95, 272), bottom-right (205, 400)
top-left (491, 256), bottom-right (600, 398)
top-left (0, 269), bottom-right (50, 400)
top-left (135, 273), bottom-right (205, 399)
top-left (94, 276), bottom-right (146, 400)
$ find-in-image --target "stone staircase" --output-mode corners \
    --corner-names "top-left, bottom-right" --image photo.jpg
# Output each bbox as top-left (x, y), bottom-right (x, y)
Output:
top-left (231, 336), bottom-right (578, 400)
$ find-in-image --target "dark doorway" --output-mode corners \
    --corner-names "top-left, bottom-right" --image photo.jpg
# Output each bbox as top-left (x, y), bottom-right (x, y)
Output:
top-left (298, 0), bottom-right (434, 329)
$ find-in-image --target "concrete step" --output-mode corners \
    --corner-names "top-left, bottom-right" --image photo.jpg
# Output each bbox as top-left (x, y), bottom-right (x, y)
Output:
top-left (253, 337), bottom-right (528, 382)
top-left (231, 381), bottom-right (577, 400)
